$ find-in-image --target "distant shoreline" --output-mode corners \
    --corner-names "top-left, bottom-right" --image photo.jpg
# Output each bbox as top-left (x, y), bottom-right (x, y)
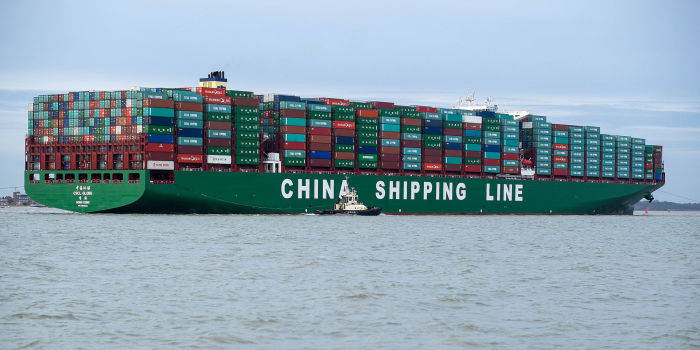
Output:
top-left (635, 201), bottom-right (700, 211)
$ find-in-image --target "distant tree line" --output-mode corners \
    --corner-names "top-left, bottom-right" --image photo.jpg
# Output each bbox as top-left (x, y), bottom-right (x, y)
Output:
top-left (635, 201), bottom-right (700, 211)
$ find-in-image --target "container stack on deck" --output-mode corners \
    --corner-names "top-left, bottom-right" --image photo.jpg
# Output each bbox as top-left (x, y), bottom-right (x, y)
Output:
top-left (461, 111), bottom-right (482, 173)
top-left (568, 126), bottom-right (585, 177)
top-left (615, 136), bottom-right (631, 179)
top-left (499, 114), bottom-right (520, 175)
top-left (331, 104), bottom-right (356, 170)
top-left (422, 111), bottom-right (442, 172)
top-left (584, 126), bottom-right (601, 178)
top-left (651, 146), bottom-right (663, 180)
top-left (25, 79), bottom-right (664, 185)
top-left (270, 95), bottom-right (305, 169)
top-left (200, 88), bottom-right (232, 169)
top-left (230, 91), bottom-right (260, 167)
top-left (520, 115), bottom-right (552, 176)
top-left (441, 109), bottom-right (463, 173)
top-left (144, 96), bottom-right (176, 170)
top-left (355, 106), bottom-right (379, 170)
top-left (481, 116), bottom-right (501, 174)
top-left (173, 90), bottom-right (204, 169)
top-left (377, 102), bottom-right (401, 171)
top-left (600, 134), bottom-right (616, 178)
top-left (400, 107), bottom-right (422, 172)
top-left (631, 138), bottom-right (645, 180)
top-left (551, 124), bottom-right (568, 176)
top-left (306, 102), bottom-right (332, 168)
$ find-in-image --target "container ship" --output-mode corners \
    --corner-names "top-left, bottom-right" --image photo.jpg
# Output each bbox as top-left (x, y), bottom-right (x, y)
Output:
top-left (24, 72), bottom-right (665, 214)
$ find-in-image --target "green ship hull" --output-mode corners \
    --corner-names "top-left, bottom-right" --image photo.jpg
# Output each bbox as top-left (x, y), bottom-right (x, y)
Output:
top-left (25, 170), bottom-right (663, 215)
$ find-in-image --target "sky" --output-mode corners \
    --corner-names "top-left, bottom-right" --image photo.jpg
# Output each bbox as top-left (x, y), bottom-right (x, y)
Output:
top-left (0, 0), bottom-right (698, 202)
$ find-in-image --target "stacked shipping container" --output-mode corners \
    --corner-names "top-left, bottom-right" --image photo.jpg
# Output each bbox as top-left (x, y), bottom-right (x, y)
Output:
top-left (26, 84), bottom-right (664, 183)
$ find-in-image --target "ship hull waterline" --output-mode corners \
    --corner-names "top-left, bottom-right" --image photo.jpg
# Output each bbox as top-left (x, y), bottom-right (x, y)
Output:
top-left (25, 170), bottom-right (663, 215)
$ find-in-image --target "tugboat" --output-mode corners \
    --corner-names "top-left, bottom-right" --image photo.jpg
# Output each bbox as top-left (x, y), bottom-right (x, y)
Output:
top-left (315, 187), bottom-right (381, 216)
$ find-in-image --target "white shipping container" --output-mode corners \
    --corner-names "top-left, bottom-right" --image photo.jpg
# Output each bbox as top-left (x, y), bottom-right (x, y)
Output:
top-left (522, 122), bottom-right (533, 129)
top-left (115, 126), bottom-right (122, 135)
top-left (147, 160), bottom-right (174, 170)
top-left (207, 155), bottom-right (232, 164)
top-left (137, 125), bottom-right (143, 133)
top-left (462, 115), bottom-right (482, 124)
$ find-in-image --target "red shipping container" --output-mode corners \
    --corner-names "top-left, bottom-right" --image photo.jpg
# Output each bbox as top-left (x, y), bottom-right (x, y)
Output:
top-left (262, 110), bottom-right (275, 118)
top-left (334, 151), bottom-right (354, 160)
top-left (309, 158), bottom-right (332, 167)
top-left (371, 101), bottom-right (395, 109)
top-left (502, 152), bottom-right (519, 160)
top-left (280, 125), bottom-right (307, 134)
top-left (308, 127), bottom-right (332, 136)
top-left (414, 106), bottom-right (438, 113)
top-left (380, 146), bottom-right (400, 154)
top-left (402, 140), bottom-right (421, 148)
top-left (333, 129), bottom-right (355, 137)
top-left (308, 143), bottom-right (332, 151)
top-left (146, 152), bottom-right (174, 161)
top-left (422, 148), bottom-right (442, 156)
top-left (553, 168), bottom-right (569, 176)
top-left (203, 95), bottom-right (232, 105)
top-left (280, 109), bottom-right (305, 118)
top-left (99, 108), bottom-right (110, 117)
top-left (484, 158), bottom-right (500, 166)
top-left (333, 121), bottom-right (355, 129)
top-left (309, 135), bottom-right (331, 143)
top-left (553, 155), bottom-right (568, 163)
top-left (444, 149), bottom-right (462, 157)
top-left (283, 141), bottom-right (306, 150)
top-left (465, 150), bottom-right (482, 158)
top-left (401, 118), bottom-right (422, 126)
top-left (553, 143), bottom-right (569, 151)
top-left (552, 124), bottom-right (569, 131)
top-left (423, 163), bottom-right (442, 171)
top-left (381, 161), bottom-right (401, 169)
top-left (232, 97), bottom-right (258, 107)
top-left (464, 122), bottom-right (481, 130)
top-left (355, 109), bottom-right (379, 118)
top-left (175, 101), bottom-right (203, 112)
top-left (502, 166), bottom-right (519, 174)
top-left (423, 155), bottom-right (442, 163)
top-left (177, 154), bottom-right (203, 163)
top-left (143, 98), bottom-right (174, 108)
top-left (206, 121), bottom-right (231, 129)
top-left (207, 138), bottom-right (231, 147)
top-left (195, 87), bottom-right (225, 97)
top-left (464, 164), bottom-right (481, 172)
top-left (381, 153), bottom-right (401, 161)
top-left (147, 143), bottom-right (174, 152)
top-left (445, 164), bottom-right (461, 172)
top-left (319, 98), bottom-right (350, 106)
top-left (380, 131), bottom-right (400, 139)
top-left (178, 145), bottom-right (203, 154)
top-left (443, 128), bottom-right (461, 136)
top-left (645, 163), bottom-right (653, 169)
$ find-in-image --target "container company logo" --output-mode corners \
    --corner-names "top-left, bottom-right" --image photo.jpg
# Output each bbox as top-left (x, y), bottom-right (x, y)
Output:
top-left (281, 178), bottom-right (524, 202)
top-left (72, 185), bottom-right (93, 207)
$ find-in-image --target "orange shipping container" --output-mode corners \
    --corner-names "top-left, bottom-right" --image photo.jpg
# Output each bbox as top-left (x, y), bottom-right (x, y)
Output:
top-left (423, 163), bottom-right (443, 171)
top-left (333, 121), bottom-right (355, 129)
top-left (334, 152), bottom-right (355, 160)
top-left (178, 154), bottom-right (203, 163)
top-left (309, 135), bottom-right (331, 144)
top-left (355, 109), bottom-right (378, 118)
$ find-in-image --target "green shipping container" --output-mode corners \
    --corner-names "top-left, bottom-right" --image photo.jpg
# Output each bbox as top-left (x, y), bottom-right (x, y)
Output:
top-left (335, 159), bottom-right (355, 168)
top-left (284, 158), bottom-right (306, 166)
top-left (146, 125), bottom-right (173, 135)
top-left (358, 154), bottom-right (378, 162)
top-left (207, 147), bottom-right (231, 156)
